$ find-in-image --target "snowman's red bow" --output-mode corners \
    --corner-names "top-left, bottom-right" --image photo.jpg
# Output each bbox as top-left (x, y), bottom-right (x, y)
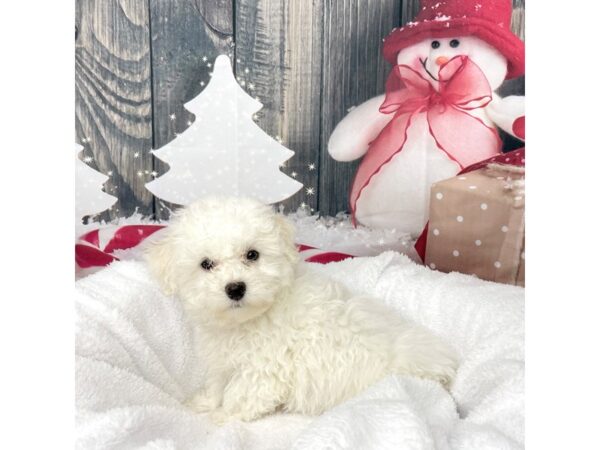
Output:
top-left (350, 55), bottom-right (502, 223)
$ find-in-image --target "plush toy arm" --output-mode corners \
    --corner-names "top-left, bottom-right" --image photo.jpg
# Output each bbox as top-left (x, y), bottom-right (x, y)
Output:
top-left (486, 94), bottom-right (525, 140)
top-left (328, 94), bottom-right (393, 162)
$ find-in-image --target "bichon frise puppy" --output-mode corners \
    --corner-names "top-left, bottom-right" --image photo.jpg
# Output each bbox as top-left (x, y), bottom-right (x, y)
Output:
top-left (146, 196), bottom-right (457, 423)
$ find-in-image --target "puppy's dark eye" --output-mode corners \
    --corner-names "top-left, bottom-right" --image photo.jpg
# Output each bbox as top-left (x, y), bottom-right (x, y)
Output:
top-left (246, 249), bottom-right (260, 262)
top-left (449, 39), bottom-right (460, 48)
top-left (431, 40), bottom-right (441, 49)
top-left (200, 258), bottom-right (215, 271)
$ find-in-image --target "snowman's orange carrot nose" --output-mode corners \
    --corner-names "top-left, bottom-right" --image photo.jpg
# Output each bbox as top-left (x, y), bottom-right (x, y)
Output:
top-left (435, 56), bottom-right (449, 66)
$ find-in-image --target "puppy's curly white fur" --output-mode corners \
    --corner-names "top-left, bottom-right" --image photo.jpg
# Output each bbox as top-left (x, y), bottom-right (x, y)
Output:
top-left (146, 197), bottom-right (457, 423)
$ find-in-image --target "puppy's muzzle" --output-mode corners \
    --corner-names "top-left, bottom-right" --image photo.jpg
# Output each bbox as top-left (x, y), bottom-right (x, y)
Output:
top-left (225, 282), bottom-right (246, 301)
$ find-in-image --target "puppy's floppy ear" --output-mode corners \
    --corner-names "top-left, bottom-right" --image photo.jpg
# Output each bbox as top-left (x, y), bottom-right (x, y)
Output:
top-left (144, 230), bottom-right (179, 296)
top-left (273, 213), bottom-right (300, 264)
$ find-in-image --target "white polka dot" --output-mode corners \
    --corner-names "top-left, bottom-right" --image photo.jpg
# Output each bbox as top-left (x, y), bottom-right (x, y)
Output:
top-left (436, 192), bottom-right (443, 200)
top-left (501, 225), bottom-right (509, 232)
top-left (494, 261), bottom-right (502, 268)
top-left (456, 215), bottom-right (464, 222)
top-left (475, 239), bottom-right (482, 246)
top-left (480, 203), bottom-right (488, 210)
top-left (468, 185), bottom-right (477, 190)
top-left (452, 250), bottom-right (460, 257)
top-left (433, 228), bottom-right (440, 236)
top-left (458, 176), bottom-right (467, 180)
top-left (521, 251), bottom-right (525, 260)
top-left (515, 196), bottom-right (523, 201)
top-left (429, 263), bottom-right (436, 269)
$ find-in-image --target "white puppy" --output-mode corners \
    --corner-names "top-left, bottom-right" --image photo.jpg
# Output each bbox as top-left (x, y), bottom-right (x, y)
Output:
top-left (146, 196), bottom-right (457, 423)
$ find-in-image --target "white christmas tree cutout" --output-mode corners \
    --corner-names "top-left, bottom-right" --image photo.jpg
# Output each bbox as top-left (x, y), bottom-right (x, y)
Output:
top-left (75, 143), bottom-right (117, 222)
top-left (146, 55), bottom-right (303, 205)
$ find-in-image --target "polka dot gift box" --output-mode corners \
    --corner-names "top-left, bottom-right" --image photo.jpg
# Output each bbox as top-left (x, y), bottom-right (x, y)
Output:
top-left (422, 148), bottom-right (525, 286)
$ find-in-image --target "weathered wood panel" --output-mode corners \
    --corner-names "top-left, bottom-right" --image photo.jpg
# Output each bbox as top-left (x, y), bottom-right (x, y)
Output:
top-left (235, 0), bottom-right (323, 213)
top-left (319, 0), bottom-right (402, 216)
top-left (401, 0), bottom-right (422, 27)
top-left (149, 0), bottom-right (234, 218)
top-left (75, 0), bottom-right (153, 221)
top-left (511, 0), bottom-right (525, 40)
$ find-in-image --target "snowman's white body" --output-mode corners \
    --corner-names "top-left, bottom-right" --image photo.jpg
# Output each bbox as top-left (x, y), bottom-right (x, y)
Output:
top-left (328, 36), bottom-right (524, 235)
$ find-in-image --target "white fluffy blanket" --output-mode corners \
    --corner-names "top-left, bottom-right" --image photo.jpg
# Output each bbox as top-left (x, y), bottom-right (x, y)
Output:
top-left (76, 252), bottom-right (524, 449)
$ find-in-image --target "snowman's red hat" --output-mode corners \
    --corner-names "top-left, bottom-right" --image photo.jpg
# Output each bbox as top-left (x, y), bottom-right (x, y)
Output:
top-left (383, 0), bottom-right (524, 79)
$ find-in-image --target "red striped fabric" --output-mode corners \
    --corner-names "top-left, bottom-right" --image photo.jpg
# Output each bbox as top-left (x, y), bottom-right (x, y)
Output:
top-left (76, 225), bottom-right (354, 269)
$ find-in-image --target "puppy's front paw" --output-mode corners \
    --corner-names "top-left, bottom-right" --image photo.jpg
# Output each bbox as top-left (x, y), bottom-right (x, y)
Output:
top-left (186, 391), bottom-right (221, 413)
top-left (208, 402), bottom-right (271, 424)
top-left (209, 407), bottom-right (240, 425)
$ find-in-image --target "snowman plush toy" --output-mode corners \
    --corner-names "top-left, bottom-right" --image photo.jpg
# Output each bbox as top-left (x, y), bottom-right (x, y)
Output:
top-left (328, 0), bottom-right (525, 235)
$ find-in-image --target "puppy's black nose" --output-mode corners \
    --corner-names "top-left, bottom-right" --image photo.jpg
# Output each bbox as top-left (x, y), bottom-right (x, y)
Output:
top-left (225, 282), bottom-right (246, 301)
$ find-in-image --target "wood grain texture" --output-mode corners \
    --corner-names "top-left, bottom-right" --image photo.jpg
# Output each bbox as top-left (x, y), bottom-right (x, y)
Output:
top-left (511, 0), bottom-right (525, 40)
top-left (235, 0), bottom-right (323, 213)
top-left (319, 0), bottom-right (401, 216)
top-left (401, 0), bottom-right (422, 26)
top-left (75, 0), bottom-right (153, 221)
top-left (149, 0), bottom-right (234, 218)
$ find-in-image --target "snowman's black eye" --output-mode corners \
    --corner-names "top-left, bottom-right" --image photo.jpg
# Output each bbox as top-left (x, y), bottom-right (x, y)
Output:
top-left (450, 39), bottom-right (460, 48)
top-left (431, 40), bottom-right (441, 49)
